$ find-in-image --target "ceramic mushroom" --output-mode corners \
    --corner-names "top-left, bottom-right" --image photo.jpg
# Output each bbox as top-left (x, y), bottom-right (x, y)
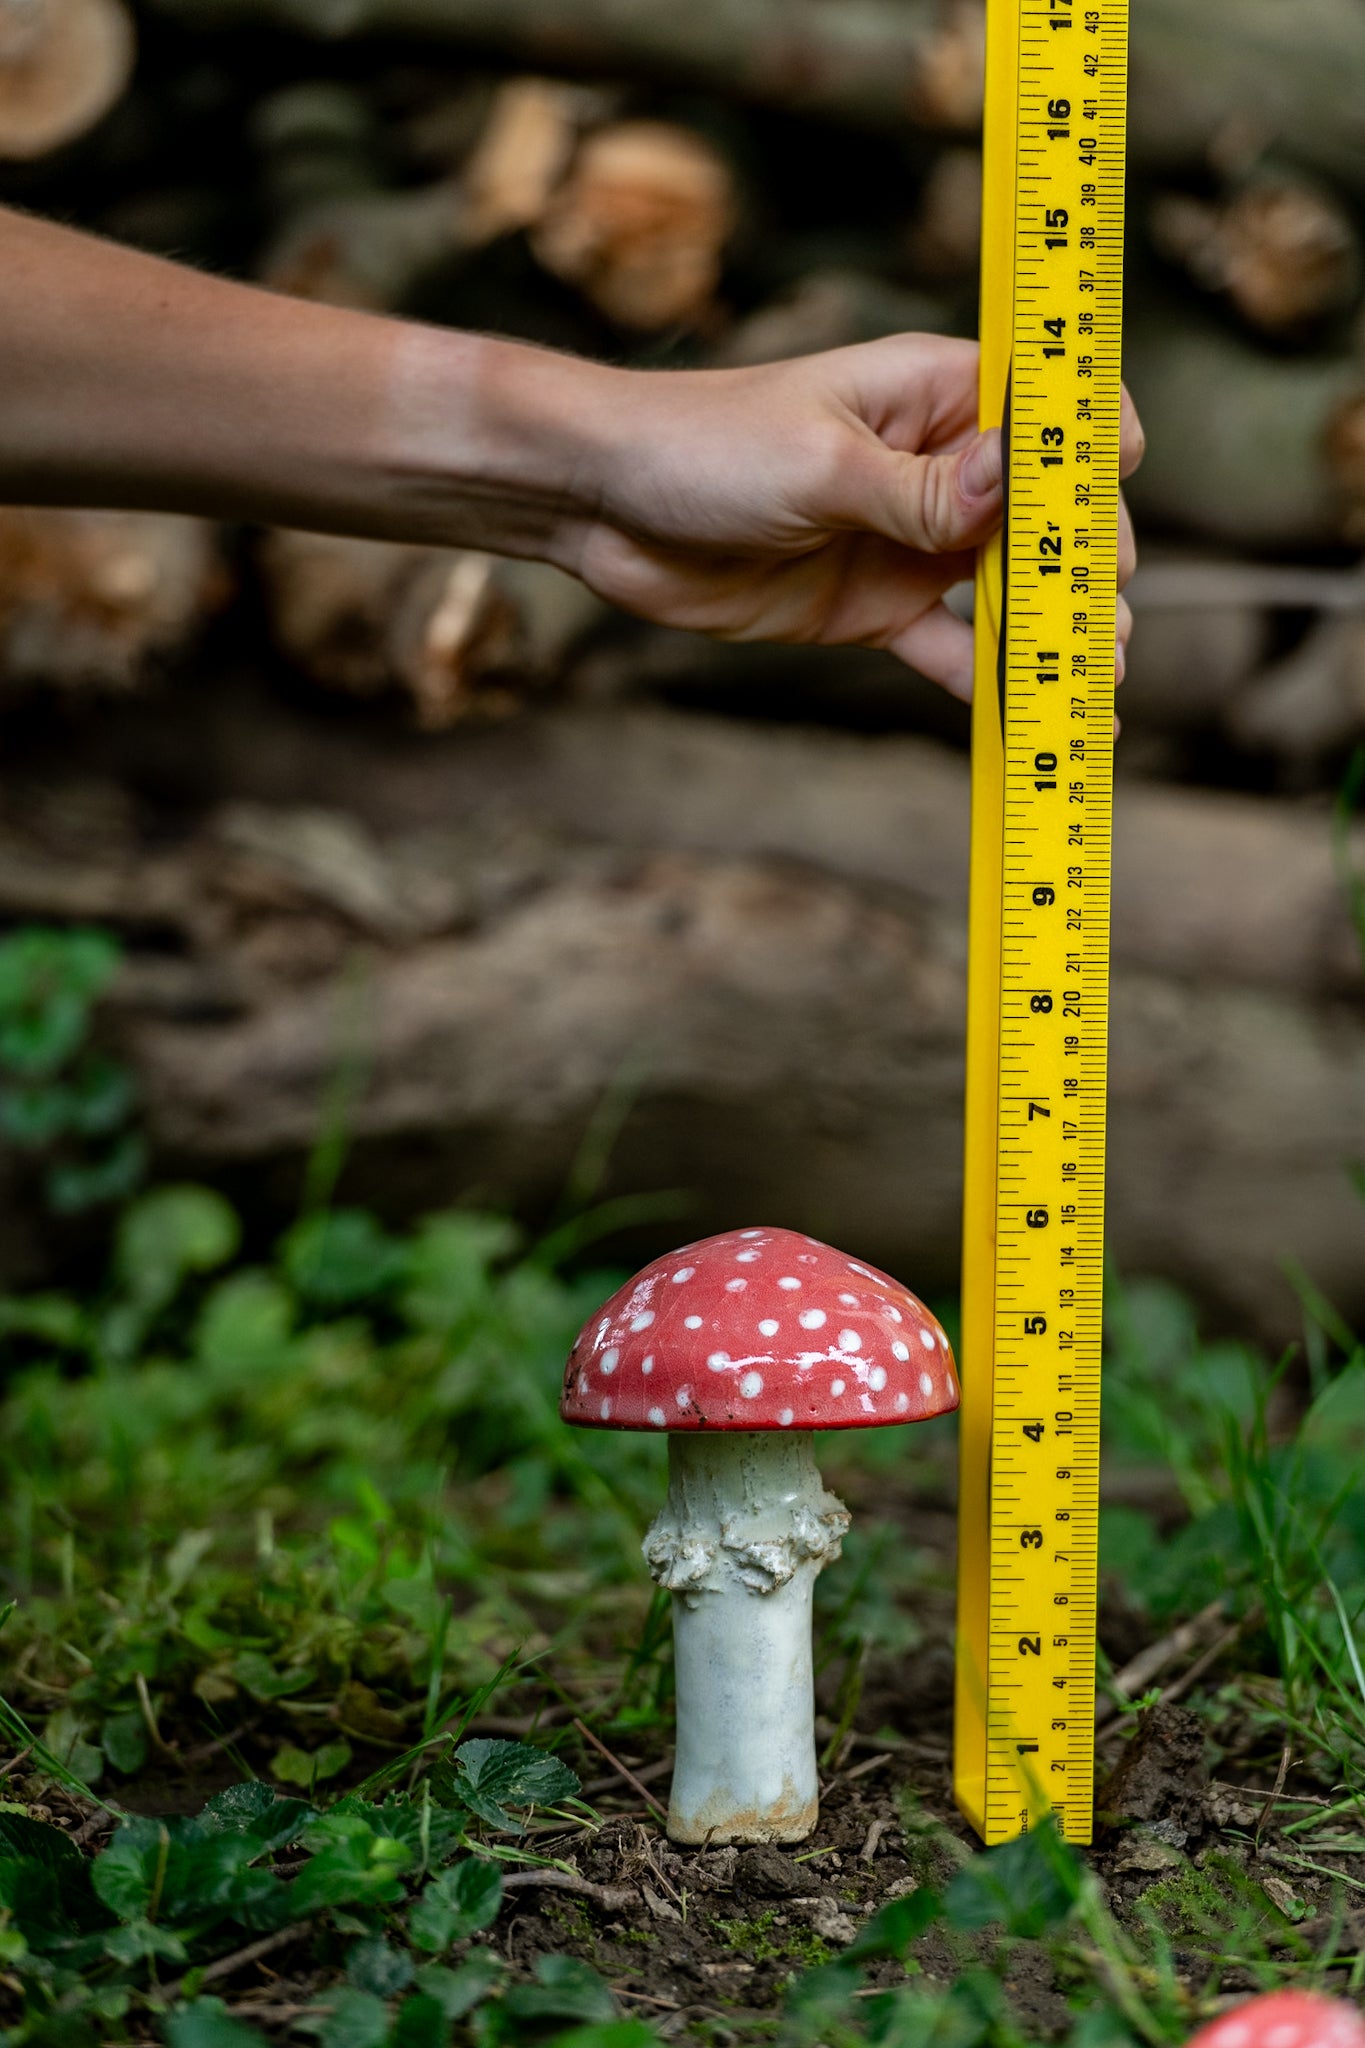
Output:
top-left (561, 1227), bottom-right (959, 1845)
top-left (1186, 1993), bottom-right (1365, 2048)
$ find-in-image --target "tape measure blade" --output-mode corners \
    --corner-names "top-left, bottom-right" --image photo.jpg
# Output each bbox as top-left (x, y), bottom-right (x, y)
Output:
top-left (956, 0), bottom-right (1127, 1849)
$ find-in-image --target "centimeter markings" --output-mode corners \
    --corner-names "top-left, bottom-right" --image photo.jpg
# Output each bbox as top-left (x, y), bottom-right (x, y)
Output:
top-left (956, 0), bottom-right (1127, 1849)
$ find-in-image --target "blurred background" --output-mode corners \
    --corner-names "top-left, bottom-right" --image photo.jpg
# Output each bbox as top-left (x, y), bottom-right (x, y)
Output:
top-left (0, 0), bottom-right (1361, 1346)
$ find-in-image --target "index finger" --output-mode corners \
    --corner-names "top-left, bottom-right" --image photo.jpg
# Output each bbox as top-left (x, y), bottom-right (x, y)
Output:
top-left (1120, 384), bottom-right (1144, 481)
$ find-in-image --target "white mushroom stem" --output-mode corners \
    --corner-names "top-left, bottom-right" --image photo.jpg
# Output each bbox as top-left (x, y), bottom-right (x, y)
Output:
top-left (643, 1431), bottom-right (849, 1846)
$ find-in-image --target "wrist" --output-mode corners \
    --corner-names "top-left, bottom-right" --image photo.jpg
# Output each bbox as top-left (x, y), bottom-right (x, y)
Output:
top-left (379, 325), bottom-right (623, 564)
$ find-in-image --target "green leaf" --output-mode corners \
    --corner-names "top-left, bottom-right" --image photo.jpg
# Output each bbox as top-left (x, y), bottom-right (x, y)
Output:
top-left (197, 1270), bottom-right (294, 1375)
top-left (503, 1955), bottom-right (617, 2026)
top-left (91, 1818), bottom-right (163, 1920)
top-left (165, 1996), bottom-right (274, 2048)
top-left (0, 1081), bottom-right (75, 1147)
top-left (198, 1783), bottom-right (315, 1855)
top-left (548, 2027), bottom-right (661, 2048)
top-left (389, 1993), bottom-right (450, 2048)
top-left (413, 1953), bottom-right (502, 2021)
top-left (408, 1860), bottom-right (502, 1952)
top-left (0, 926), bottom-right (120, 1077)
top-left (307, 1987), bottom-right (391, 2048)
top-left (233, 1650), bottom-right (317, 1702)
top-left (944, 1821), bottom-right (1082, 1938)
top-left (103, 1918), bottom-right (189, 1965)
top-left (289, 1814), bottom-right (412, 1914)
top-left (438, 1739), bottom-right (579, 1831)
top-left (116, 1184), bottom-right (241, 1313)
top-left (100, 1710), bottom-right (148, 1776)
top-left (47, 1132), bottom-right (147, 1214)
top-left (282, 1210), bottom-right (407, 1309)
top-left (65, 1053), bottom-right (137, 1137)
top-left (272, 1740), bottom-right (352, 1788)
top-left (347, 1937), bottom-right (414, 1997)
top-left (845, 1885), bottom-right (942, 1960)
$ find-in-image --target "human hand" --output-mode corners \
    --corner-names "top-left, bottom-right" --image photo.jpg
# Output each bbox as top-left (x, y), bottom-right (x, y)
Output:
top-left (568, 334), bottom-right (1142, 701)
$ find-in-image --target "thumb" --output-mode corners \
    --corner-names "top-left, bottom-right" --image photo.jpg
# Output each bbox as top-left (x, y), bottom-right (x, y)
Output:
top-left (857, 428), bottom-right (1003, 554)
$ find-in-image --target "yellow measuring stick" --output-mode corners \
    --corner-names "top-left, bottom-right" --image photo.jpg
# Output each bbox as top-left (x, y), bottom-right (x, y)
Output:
top-left (954, 0), bottom-right (1128, 1846)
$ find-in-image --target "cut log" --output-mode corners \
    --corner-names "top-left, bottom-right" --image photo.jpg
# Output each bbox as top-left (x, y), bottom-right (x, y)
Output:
top-left (257, 529), bottom-right (606, 727)
top-left (905, 145), bottom-right (981, 282)
top-left (0, 0), bottom-right (133, 159)
top-left (143, 0), bottom-right (987, 135)
top-left (712, 270), bottom-right (949, 367)
top-left (0, 509), bottom-right (227, 694)
top-left (1225, 616), bottom-right (1365, 780)
top-left (530, 119), bottom-right (737, 332)
top-left (460, 75), bottom-right (595, 240)
top-left (1150, 170), bottom-right (1360, 337)
top-left (3, 701), bottom-right (1360, 1339)
top-left (1123, 317), bottom-right (1365, 548)
top-left (113, 841), bottom-right (1365, 1347)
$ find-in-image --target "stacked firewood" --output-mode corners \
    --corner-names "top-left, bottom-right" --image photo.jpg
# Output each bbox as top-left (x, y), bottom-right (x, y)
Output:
top-left (1, 0), bottom-right (1363, 1338)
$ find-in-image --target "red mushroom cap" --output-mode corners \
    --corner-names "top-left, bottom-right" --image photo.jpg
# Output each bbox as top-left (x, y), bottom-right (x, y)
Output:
top-left (1187, 1993), bottom-right (1365, 2048)
top-left (561, 1226), bottom-right (959, 1431)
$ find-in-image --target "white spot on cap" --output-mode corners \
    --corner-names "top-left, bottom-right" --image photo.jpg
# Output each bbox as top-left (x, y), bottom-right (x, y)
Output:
top-left (885, 1305), bottom-right (903, 1323)
top-left (892, 1340), bottom-right (910, 1362)
top-left (735, 1250), bottom-right (761, 1264)
top-left (675, 1386), bottom-right (691, 1409)
top-left (642, 1355), bottom-right (655, 1374)
top-left (920, 1371), bottom-right (935, 1397)
top-left (1266, 2030), bottom-right (1301, 2048)
top-left (630, 1311), bottom-right (655, 1332)
top-left (600, 1397), bottom-right (612, 1419)
top-left (847, 1263), bottom-right (873, 1278)
top-left (939, 1330), bottom-right (951, 1352)
top-left (869, 1365), bottom-right (887, 1392)
top-left (740, 1371), bottom-right (763, 1399)
top-left (919, 1327), bottom-right (937, 1351)
top-left (831, 1378), bottom-right (846, 1396)
top-left (895, 1392), bottom-right (910, 1413)
top-left (778, 1276), bottom-right (801, 1290)
top-left (837, 1329), bottom-right (862, 1352)
top-left (707, 1351), bottom-right (732, 1371)
top-left (946, 1371), bottom-right (957, 1396)
top-left (758, 1318), bottom-right (780, 1337)
top-left (684, 1315), bottom-right (703, 1329)
top-left (648, 1407), bottom-right (667, 1427)
top-left (672, 1267), bottom-right (695, 1284)
top-left (577, 1373), bottom-right (589, 1395)
top-left (1214, 2028), bottom-right (1249, 2048)
top-left (798, 1308), bottom-right (826, 1330)
top-left (726, 1277), bottom-right (747, 1292)
top-left (740, 1229), bottom-right (763, 1239)
top-left (839, 1292), bottom-right (859, 1308)
top-left (601, 1348), bottom-right (620, 1374)
top-left (779, 1408), bottom-right (794, 1427)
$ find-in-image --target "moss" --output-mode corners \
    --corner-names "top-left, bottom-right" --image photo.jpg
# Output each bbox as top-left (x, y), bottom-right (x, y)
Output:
top-left (709, 1910), bottom-right (832, 1968)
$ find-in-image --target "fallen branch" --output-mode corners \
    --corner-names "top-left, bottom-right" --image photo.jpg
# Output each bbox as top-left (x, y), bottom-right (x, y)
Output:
top-left (500, 1869), bottom-right (637, 1910)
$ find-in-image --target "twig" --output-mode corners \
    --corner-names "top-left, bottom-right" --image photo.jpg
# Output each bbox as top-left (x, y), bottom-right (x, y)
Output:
top-left (135, 1672), bottom-right (177, 1759)
top-left (1161, 1615), bottom-right (1254, 1705)
top-left (583, 1757), bottom-right (672, 1800)
top-left (859, 1817), bottom-right (887, 1863)
top-left (0, 1746), bottom-right (33, 1781)
top-left (613, 1986), bottom-right (682, 2009)
top-left (165, 1921), bottom-right (315, 2003)
top-left (500, 1868), bottom-right (637, 1911)
top-left (180, 1721), bottom-right (260, 1768)
top-left (1255, 1743), bottom-right (1295, 1856)
top-left (1095, 1599), bottom-right (1226, 1727)
top-left (841, 1751), bottom-right (894, 1786)
top-left (572, 1718), bottom-right (668, 1824)
top-left (1260, 1850), bottom-right (1365, 1898)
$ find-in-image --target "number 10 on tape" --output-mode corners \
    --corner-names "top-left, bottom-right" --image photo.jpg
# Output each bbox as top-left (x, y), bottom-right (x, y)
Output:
top-left (953, 0), bottom-right (1128, 1847)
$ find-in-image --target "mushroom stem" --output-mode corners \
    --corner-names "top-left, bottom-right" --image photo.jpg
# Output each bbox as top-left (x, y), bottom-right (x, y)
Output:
top-left (644, 1431), bottom-right (848, 1845)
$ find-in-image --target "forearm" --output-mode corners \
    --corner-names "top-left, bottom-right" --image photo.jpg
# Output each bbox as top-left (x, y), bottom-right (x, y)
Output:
top-left (0, 206), bottom-right (612, 557)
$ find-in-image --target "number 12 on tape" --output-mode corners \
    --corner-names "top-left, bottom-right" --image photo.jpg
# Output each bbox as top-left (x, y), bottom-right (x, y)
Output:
top-left (953, 0), bottom-right (1128, 1848)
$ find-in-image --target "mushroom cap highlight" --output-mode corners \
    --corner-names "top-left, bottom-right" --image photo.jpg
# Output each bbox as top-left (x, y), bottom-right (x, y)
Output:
top-left (561, 1226), bottom-right (959, 1431)
top-left (1186, 1992), bottom-right (1365, 2048)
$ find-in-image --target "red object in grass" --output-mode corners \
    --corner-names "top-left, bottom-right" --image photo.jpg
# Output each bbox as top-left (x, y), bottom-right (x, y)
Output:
top-left (1187, 1992), bottom-right (1365, 2048)
top-left (560, 1224), bottom-right (959, 1431)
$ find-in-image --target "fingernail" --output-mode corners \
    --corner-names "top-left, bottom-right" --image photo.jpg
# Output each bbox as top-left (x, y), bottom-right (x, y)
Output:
top-left (959, 429), bottom-right (1002, 501)
top-left (1114, 636), bottom-right (1126, 683)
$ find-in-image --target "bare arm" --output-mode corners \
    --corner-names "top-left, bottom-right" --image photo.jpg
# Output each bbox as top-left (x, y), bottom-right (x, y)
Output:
top-left (0, 206), bottom-right (1141, 698)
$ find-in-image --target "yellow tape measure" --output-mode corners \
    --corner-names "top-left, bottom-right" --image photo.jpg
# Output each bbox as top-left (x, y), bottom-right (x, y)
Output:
top-left (953, 0), bottom-right (1128, 1846)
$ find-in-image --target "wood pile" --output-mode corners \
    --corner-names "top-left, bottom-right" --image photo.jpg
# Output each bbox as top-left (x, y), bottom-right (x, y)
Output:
top-left (0, 0), bottom-right (1362, 1339)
